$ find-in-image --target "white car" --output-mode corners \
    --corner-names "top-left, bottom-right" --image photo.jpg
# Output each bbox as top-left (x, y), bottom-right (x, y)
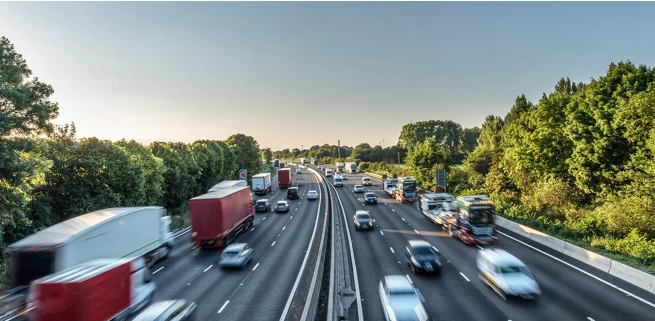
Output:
top-left (296, 168), bottom-right (302, 174)
top-left (477, 249), bottom-right (541, 300)
top-left (353, 185), bottom-right (364, 193)
top-left (379, 275), bottom-right (429, 321)
top-left (307, 190), bottom-right (319, 200)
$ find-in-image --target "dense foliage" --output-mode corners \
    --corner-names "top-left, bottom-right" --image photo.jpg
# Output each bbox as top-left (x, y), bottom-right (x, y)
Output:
top-left (0, 37), bottom-right (263, 251)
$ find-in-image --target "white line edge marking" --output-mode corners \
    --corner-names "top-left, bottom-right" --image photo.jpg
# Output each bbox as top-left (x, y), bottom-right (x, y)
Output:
top-left (414, 229), bottom-right (419, 234)
top-left (173, 228), bottom-right (191, 239)
top-left (279, 168), bottom-right (324, 321)
top-left (253, 263), bottom-right (260, 271)
top-left (459, 272), bottom-right (470, 282)
top-left (390, 247), bottom-right (395, 254)
top-left (587, 318), bottom-right (595, 321)
top-left (153, 267), bottom-right (164, 274)
top-left (217, 300), bottom-right (230, 313)
top-left (271, 241), bottom-right (276, 247)
top-left (203, 265), bottom-right (213, 272)
top-left (330, 175), bottom-right (365, 321)
top-left (497, 230), bottom-right (655, 308)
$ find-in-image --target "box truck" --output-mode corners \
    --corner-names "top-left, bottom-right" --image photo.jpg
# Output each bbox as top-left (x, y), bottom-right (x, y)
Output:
top-left (27, 258), bottom-right (155, 321)
top-left (208, 180), bottom-right (247, 193)
top-left (252, 173), bottom-right (272, 195)
top-left (278, 168), bottom-right (292, 189)
top-left (190, 186), bottom-right (254, 248)
top-left (1, 207), bottom-right (173, 320)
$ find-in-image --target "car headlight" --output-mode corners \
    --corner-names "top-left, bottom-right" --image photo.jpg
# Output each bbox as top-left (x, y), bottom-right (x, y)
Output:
top-left (369, 222), bottom-right (373, 226)
top-left (355, 222), bottom-right (360, 226)
top-left (411, 257), bottom-right (420, 266)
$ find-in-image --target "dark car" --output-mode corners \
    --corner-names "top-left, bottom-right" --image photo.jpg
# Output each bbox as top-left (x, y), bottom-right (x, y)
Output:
top-left (132, 299), bottom-right (197, 321)
top-left (405, 240), bottom-right (442, 274)
top-left (287, 187), bottom-right (299, 200)
top-left (353, 210), bottom-right (374, 231)
top-left (275, 200), bottom-right (290, 213)
top-left (364, 192), bottom-right (378, 204)
top-left (255, 199), bottom-right (270, 213)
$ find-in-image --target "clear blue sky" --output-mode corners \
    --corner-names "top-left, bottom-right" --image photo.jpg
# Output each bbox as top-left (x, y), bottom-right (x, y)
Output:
top-left (1, 2), bottom-right (653, 150)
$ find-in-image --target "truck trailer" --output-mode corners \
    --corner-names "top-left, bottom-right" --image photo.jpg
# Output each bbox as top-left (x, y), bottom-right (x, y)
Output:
top-left (278, 168), bottom-right (292, 189)
top-left (190, 186), bottom-right (254, 248)
top-left (419, 193), bottom-right (457, 227)
top-left (208, 180), bottom-right (247, 193)
top-left (1, 207), bottom-right (173, 319)
top-left (252, 173), bottom-right (272, 195)
top-left (27, 258), bottom-right (154, 321)
top-left (345, 162), bottom-right (357, 174)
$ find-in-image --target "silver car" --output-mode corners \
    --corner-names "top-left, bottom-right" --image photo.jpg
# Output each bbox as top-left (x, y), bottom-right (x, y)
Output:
top-left (133, 299), bottom-right (197, 321)
top-left (219, 243), bottom-right (253, 269)
top-left (307, 190), bottom-right (319, 200)
top-left (379, 275), bottom-right (430, 321)
top-left (353, 185), bottom-right (364, 193)
top-left (477, 248), bottom-right (541, 300)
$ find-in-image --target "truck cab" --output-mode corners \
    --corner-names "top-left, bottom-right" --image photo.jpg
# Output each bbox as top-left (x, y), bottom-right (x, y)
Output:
top-left (450, 195), bottom-right (498, 245)
top-left (395, 177), bottom-right (417, 203)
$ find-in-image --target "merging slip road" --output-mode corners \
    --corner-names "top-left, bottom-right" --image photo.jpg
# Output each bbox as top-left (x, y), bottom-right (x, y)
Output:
top-left (310, 165), bottom-right (655, 321)
top-left (139, 167), bottom-right (327, 321)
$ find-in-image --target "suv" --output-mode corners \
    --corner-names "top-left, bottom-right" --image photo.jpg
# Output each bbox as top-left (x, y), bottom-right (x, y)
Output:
top-left (334, 177), bottom-right (344, 187)
top-left (362, 177), bottom-right (372, 186)
top-left (254, 199), bottom-right (270, 213)
top-left (405, 240), bottom-right (442, 274)
top-left (364, 192), bottom-right (377, 204)
top-left (287, 187), bottom-right (299, 200)
top-left (477, 249), bottom-right (541, 300)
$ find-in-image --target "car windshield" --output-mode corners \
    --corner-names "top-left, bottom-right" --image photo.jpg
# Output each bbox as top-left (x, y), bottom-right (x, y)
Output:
top-left (470, 209), bottom-right (494, 224)
top-left (256, 200), bottom-right (267, 205)
top-left (366, 193), bottom-right (375, 198)
top-left (500, 265), bottom-right (532, 277)
top-left (402, 182), bottom-right (416, 192)
top-left (288, 189), bottom-right (297, 194)
top-left (413, 246), bottom-right (436, 256)
top-left (357, 214), bottom-right (371, 220)
top-left (309, 191), bottom-right (317, 195)
top-left (223, 250), bottom-right (240, 255)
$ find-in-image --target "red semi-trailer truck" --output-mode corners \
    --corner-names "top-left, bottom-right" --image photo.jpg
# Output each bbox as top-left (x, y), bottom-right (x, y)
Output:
top-left (27, 258), bottom-right (154, 321)
top-left (278, 168), bottom-right (292, 189)
top-left (190, 186), bottom-right (254, 248)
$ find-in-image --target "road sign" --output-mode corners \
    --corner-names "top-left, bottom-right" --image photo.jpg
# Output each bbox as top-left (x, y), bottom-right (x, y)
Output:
top-left (239, 169), bottom-right (247, 181)
top-left (436, 169), bottom-right (447, 191)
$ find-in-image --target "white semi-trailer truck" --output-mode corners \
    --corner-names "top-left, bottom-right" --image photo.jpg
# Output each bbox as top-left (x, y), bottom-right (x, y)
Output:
top-left (252, 173), bottom-right (272, 195)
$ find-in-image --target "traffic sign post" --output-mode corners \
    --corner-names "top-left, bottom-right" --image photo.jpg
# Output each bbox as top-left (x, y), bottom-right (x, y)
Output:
top-left (239, 169), bottom-right (247, 181)
top-left (436, 169), bottom-right (447, 192)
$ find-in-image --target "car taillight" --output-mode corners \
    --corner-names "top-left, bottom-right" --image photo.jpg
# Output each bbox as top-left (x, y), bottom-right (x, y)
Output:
top-left (275, 206), bottom-right (278, 209)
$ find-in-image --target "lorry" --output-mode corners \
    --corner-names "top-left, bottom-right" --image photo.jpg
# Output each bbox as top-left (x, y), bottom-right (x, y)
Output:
top-left (300, 158), bottom-right (307, 165)
top-left (448, 195), bottom-right (498, 245)
top-left (190, 186), bottom-right (254, 248)
top-left (310, 158), bottom-right (318, 165)
top-left (419, 193), bottom-right (457, 227)
top-left (273, 159), bottom-right (280, 167)
top-left (394, 176), bottom-right (418, 203)
top-left (278, 168), bottom-right (292, 189)
top-left (27, 258), bottom-right (154, 321)
top-left (252, 173), bottom-right (272, 195)
top-left (383, 178), bottom-right (398, 196)
top-left (1, 207), bottom-right (173, 320)
top-left (346, 162), bottom-right (357, 174)
top-left (336, 162), bottom-right (344, 173)
top-left (208, 180), bottom-right (247, 193)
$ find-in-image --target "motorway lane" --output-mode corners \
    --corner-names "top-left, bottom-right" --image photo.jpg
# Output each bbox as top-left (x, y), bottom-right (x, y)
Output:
top-left (138, 170), bottom-right (326, 321)
top-left (322, 169), bottom-right (506, 321)
top-left (361, 173), bottom-right (655, 321)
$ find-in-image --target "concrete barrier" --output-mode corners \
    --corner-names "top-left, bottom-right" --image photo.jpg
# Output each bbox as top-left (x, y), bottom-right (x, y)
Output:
top-left (609, 260), bottom-right (655, 294)
top-left (561, 242), bottom-right (612, 272)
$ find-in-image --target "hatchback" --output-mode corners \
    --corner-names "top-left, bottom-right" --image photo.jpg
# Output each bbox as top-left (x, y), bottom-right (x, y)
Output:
top-left (255, 199), bottom-right (270, 213)
top-left (219, 243), bottom-right (253, 269)
top-left (275, 200), bottom-right (290, 213)
top-left (353, 211), bottom-right (374, 231)
top-left (353, 185), bottom-right (364, 193)
top-left (307, 190), bottom-right (319, 200)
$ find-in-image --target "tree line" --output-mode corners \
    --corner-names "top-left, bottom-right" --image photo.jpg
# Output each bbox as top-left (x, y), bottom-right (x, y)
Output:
top-left (0, 37), bottom-right (263, 251)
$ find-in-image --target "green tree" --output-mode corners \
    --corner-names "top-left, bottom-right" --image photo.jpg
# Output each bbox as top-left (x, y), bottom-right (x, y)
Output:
top-left (115, 139), bottom-right (166, 206)
top-left (191, 140), bottom-right (224, 194)
top-left (217, 141), bottom-right (237, 180)
top-left (405, 138), bottom-right (451, 189)
top-left (262, 148), bottom-right (273, 164)
top-left (226, 134), bottom-right (261, 181)
top-left (149, 142), bottom-right (199, 211)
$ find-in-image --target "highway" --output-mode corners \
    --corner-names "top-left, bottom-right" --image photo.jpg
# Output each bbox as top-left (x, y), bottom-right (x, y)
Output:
top-left (138, 166), bottom-right (327, 321)
top-left (309, 165), bottom-right (655, 321)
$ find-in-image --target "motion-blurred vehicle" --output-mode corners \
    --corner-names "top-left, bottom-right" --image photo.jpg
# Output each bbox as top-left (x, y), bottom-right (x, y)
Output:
top-left (364, 192), bottom-right (378, 204)
top-left (418, 193), bottom-right (457, 227)
top-left (296, 168), bottom-right (302, 174)
top-left (307, 190), bottom-right (319, 200)
top-left (341, 175), bottom-right (348, 180)
top-left (449, 195), bottom-right (498, 245)
top-left (353, 185), bottom-right (364, 193)
top-left (334, 176), bottom-right (344, 187)
top-left (362, 177), bottom-right (372, 186)
top-left (353, 210), bottom-right (374, 231)
top-left (317, 165), bottom-right (323, 170)
top-left (378, 275), bottom-right (429, 321)
top-left (254, 199), bottom-right (270, 213)
top-left (477, 249), bottom-right (541, 300)
top-left (405, 240), bottom-right (442, 274)
top-left (219, 243), bottom-right (253, 269)
top-left (133, 300), bottom-right (197, 321)
top-left (275, 201), bottom-right (290, 213)
top-left (287, 187), bottom-right (299, 200)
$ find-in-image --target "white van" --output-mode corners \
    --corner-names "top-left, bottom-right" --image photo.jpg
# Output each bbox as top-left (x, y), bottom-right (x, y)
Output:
top-left (326, 169), bottom-right (333, 177)
top-left (334, 176), bottom-right (343, 187)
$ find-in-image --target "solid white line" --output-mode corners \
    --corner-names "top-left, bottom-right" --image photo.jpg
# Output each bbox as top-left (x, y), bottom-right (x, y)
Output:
top-left (203, 265), bottom-right (213, 272)
top-left (251, 228), bottom-right (255, 231)
top-left (476, 245), bottom-right (483, 250)
top-left (406, 275), bottom-right (413, 284)
top-left (401, 217), bottom-right (405, 221)
top-left (253, 263), bottom-right (260, 271)
top-left (497, 230), bottom-right (655, 308)
top-left (390, 247), bottom-right (395, 254)
top-left (459, 272), bottom-right (470, 282)
top-left (279, 169), bottom-right (324, 321)
top-left (173, 227), bottom-right (191, 239)
top-left (217, 300), bottom-right (230, 313)
top-left (587, 318), bottom-right (595, 321)
top-left (380, 231), bottom-right (384, 236)
top-left (414, 229), bottom-right (419, 234)
top-left (152, 267), bottom-right (164, 274)
top-left (271, 241), bottom-right (276, 247)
